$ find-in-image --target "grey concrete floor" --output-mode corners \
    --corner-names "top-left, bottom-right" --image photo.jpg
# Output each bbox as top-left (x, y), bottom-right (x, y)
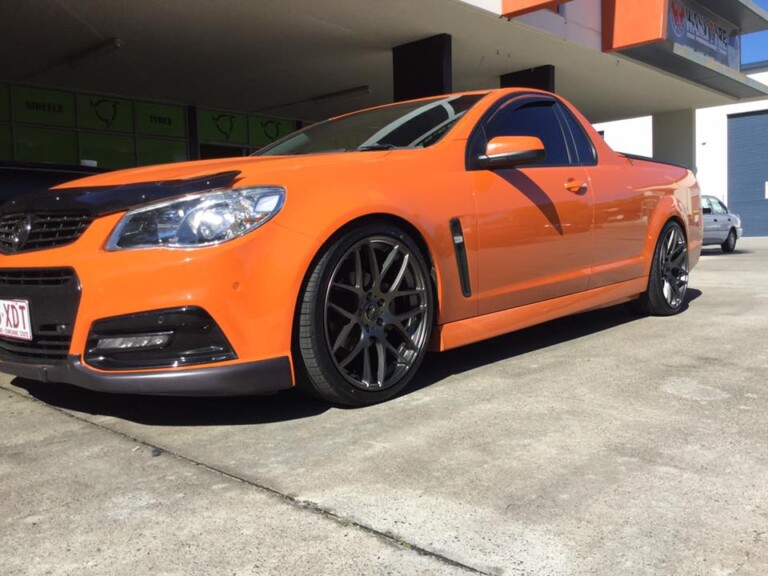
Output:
top-left (2, 237), bottom-right (767, 576)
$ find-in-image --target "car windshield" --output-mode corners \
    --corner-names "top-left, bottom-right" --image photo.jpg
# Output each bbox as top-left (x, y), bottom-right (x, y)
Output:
top-left (255, 94), bottom-right (485, 156)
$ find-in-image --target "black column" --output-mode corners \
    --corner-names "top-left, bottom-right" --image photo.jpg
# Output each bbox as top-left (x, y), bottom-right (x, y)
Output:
top-left (186, 105), bottom-right (200, 161)
top-left (392, 34), bottom-right (452, 102)
top-left (500, 65), bottom-right (556, 92)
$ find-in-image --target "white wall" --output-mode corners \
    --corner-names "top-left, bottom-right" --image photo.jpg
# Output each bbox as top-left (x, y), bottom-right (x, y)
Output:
top-left (591, 116), bottom-right (653, 157)
top-left (696, 71), bottom-right (768, 204)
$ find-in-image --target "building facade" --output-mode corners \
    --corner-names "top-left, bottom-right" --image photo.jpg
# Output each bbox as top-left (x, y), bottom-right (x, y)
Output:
top-left (1, 0), bottom-right (767, 206)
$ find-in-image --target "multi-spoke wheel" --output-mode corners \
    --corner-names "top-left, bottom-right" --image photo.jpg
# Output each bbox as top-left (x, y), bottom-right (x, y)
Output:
top-left (296, 223), bottom-right (434, 405)
top-left (721, 229), bottom-right (737, 253)
top-left (634, 220), bottom-right (689, 316)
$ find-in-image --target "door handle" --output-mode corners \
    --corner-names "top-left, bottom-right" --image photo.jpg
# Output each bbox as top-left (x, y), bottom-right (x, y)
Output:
top-left (564, 179), bottom-right (588, 194)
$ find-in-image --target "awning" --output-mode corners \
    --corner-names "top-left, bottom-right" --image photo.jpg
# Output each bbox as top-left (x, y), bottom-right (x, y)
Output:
top-left (622, 41), bottom-right (768, 99)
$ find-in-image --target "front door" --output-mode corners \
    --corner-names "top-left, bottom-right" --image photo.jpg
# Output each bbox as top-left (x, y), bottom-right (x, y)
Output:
top-left (467, 97), bottom-right (593, 315)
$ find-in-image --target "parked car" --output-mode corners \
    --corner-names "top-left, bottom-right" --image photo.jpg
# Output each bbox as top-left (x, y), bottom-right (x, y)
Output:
top-left (0, 89), bottom-right (702, 406)
top-left (701, 194), bottom-right (742, 253)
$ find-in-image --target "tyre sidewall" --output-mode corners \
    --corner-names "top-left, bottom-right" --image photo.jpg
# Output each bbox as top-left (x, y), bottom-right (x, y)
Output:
top-left (299, 223), bottom-right (434, 406)
top-left (722, 230), bottom-right (736, 253)
top-left (646, 220), bottom-right (688, 316)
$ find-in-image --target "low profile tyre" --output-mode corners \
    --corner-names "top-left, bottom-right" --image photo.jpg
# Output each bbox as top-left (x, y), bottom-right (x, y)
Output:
top-left (634, 220), bottom-right (689, 316)
top-left (721, 229), bottom-right (737, 253)
top-left (296, 223), bottom-right (434, 406)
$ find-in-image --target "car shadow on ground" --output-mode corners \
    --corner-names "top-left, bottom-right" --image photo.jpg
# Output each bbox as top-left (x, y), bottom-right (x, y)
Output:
top-left (405, 288), bottom-right (702, 397)
top-left (700, 248), bottom-right (753, 256)
top-left (11, 289), bottom-right (702, 425)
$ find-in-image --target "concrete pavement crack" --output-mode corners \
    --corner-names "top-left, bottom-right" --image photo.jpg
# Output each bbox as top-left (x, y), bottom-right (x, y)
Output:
top-left (4, 385), bottom-right (491, 576)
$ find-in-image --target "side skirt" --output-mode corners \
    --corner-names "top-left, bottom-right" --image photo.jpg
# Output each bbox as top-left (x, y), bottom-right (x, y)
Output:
top-left (433, 277), bottom-right (647, 351)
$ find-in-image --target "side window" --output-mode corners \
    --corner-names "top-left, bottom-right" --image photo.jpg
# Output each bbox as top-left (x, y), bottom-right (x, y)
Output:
top-left (712, 199), bottom-right (727, 215)
top-left (483, 101), bottom-right (571, 166)
top-left (717, 200), bottom-right (730, 214)
top-left (701, 196), bottom-right (712, 213)
top-left (557, 104), bottom-right (597, 165)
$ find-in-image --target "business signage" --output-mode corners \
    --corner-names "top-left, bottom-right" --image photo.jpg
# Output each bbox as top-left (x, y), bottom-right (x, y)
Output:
top-left (198, 109), bottom-right (248, 145)
top-left (667, 0), bottom-right (740, 69)
top-left (250, 116), bottom-right (296, 147)
top-left (78, 94), bottom-right (134, 132)
top-left (136, 102), bottom-right (186, 138)
top-left (12, 86), bottom-right (76, 127)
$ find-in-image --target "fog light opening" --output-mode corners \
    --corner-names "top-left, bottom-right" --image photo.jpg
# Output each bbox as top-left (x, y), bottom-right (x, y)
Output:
top-left (96, 332), bottom-right (173, 351)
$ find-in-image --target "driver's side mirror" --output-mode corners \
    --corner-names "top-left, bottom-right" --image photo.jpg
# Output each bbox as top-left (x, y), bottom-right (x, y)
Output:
top-left (702, 207), bottom-right (712, 215)
top-left (477, 136), bottom-right (546, 169)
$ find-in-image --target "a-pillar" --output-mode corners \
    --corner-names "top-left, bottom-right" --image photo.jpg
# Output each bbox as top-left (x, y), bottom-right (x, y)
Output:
top-left (392, 34), bottom-right (452, 102)
top-left (652, 109), bottom-right (696, 171)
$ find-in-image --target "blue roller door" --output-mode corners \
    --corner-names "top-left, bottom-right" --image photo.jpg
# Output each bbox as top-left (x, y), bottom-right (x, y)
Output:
top-left (728, 111), bottom-right (768, 237)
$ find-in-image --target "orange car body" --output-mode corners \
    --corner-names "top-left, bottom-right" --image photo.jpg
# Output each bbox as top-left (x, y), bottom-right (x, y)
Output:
top-left (0, 89), bottom-right (701, 396)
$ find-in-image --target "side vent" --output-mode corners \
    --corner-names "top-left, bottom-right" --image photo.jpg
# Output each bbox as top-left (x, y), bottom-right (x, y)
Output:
top-left (449, 218), bottom-right (472, 297)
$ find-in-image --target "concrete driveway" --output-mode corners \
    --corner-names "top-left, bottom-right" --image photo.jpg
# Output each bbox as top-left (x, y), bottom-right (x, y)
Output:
top-left (2, 238), bottom-right (767, 576)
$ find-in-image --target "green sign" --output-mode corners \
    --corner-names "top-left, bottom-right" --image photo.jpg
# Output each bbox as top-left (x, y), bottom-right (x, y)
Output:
top-left (15, 126), bottom-right (77, 164)
top-left (136, 102), bottom-right (186, 138)
top-left (80, 132), bottom-right (136, 169)
top-left (12, 86), bottom-right (76, 127)
top-left (0, 125), bottom-right (12, 160)
top-left (0, 85), bottom-right (9, 122)
top-left (137, 137), bottom-right (187, 166)
top-left (250, 116), bottom-right (295, 147)
top-left (78, 94), bottom-right (133, 132)
top-left (198, 108), bottom-right (248, 145)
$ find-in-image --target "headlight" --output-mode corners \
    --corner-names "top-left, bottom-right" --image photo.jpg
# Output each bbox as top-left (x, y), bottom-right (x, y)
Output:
top-left (106, 186), bottom-right (284, 250)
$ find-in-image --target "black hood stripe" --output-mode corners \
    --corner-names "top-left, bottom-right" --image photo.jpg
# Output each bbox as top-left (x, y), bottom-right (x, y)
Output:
top-left (0, 171), bottom-right (241, 217)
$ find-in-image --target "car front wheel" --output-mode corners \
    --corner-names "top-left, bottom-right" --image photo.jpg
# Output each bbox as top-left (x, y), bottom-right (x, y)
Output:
top-left (296, 223), bottom-right (434, 406)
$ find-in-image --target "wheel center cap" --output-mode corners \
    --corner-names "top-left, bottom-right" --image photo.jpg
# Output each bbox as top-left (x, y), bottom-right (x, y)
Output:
top-left (364, 303), bottom-right (378, 321)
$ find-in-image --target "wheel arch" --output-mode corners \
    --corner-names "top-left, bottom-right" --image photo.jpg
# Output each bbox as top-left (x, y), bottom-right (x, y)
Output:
top-left (288, 212), bottom-right (441, 401)
top-left (642, 198), bottom-right (690, 277)
top-left (290, 212), bottom-right (443, 349)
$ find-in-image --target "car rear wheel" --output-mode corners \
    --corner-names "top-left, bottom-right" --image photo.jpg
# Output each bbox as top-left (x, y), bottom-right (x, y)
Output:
top-left (721, 229), bottom-right (737, 253)
top-left (296, 223), bottom-right (434, 406)
top-left (634, 220), bottom-right (689, 316)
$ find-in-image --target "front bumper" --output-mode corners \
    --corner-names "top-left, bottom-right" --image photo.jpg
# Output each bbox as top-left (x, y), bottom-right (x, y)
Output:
top-left (0, 355), bottom-right (293, 396)
top-left (0, 213), bottom-right (317, 395)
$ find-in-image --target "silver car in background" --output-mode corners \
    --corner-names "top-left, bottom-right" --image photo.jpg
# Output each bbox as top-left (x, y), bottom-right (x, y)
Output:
top-left (701, 195), bottom-right (743, 253)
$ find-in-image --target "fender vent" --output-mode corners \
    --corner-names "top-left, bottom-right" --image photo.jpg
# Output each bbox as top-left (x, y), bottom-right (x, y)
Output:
top-left (449, 218), bottom-right (472, 297)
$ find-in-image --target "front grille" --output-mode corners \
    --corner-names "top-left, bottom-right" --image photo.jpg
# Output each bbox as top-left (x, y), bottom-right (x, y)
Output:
top-left (0, 268), bottom-right (80, 364)
top-left (0, 213), bottom-right (93, 254)
top-left (0, 326), bottom-right (71, 362)
top-left (0, 268), bottom-right (75, 286)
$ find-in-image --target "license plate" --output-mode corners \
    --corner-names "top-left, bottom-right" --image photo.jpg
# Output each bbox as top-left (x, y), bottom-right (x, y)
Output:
top-left (0, 299), bottom-right (32, 341)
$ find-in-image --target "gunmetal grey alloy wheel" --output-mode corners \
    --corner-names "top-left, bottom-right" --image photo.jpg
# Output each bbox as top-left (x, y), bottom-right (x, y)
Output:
top-left (297, 224), bottom-right (434, 406)
top-left (635, 220), bottom-right (689, 316)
